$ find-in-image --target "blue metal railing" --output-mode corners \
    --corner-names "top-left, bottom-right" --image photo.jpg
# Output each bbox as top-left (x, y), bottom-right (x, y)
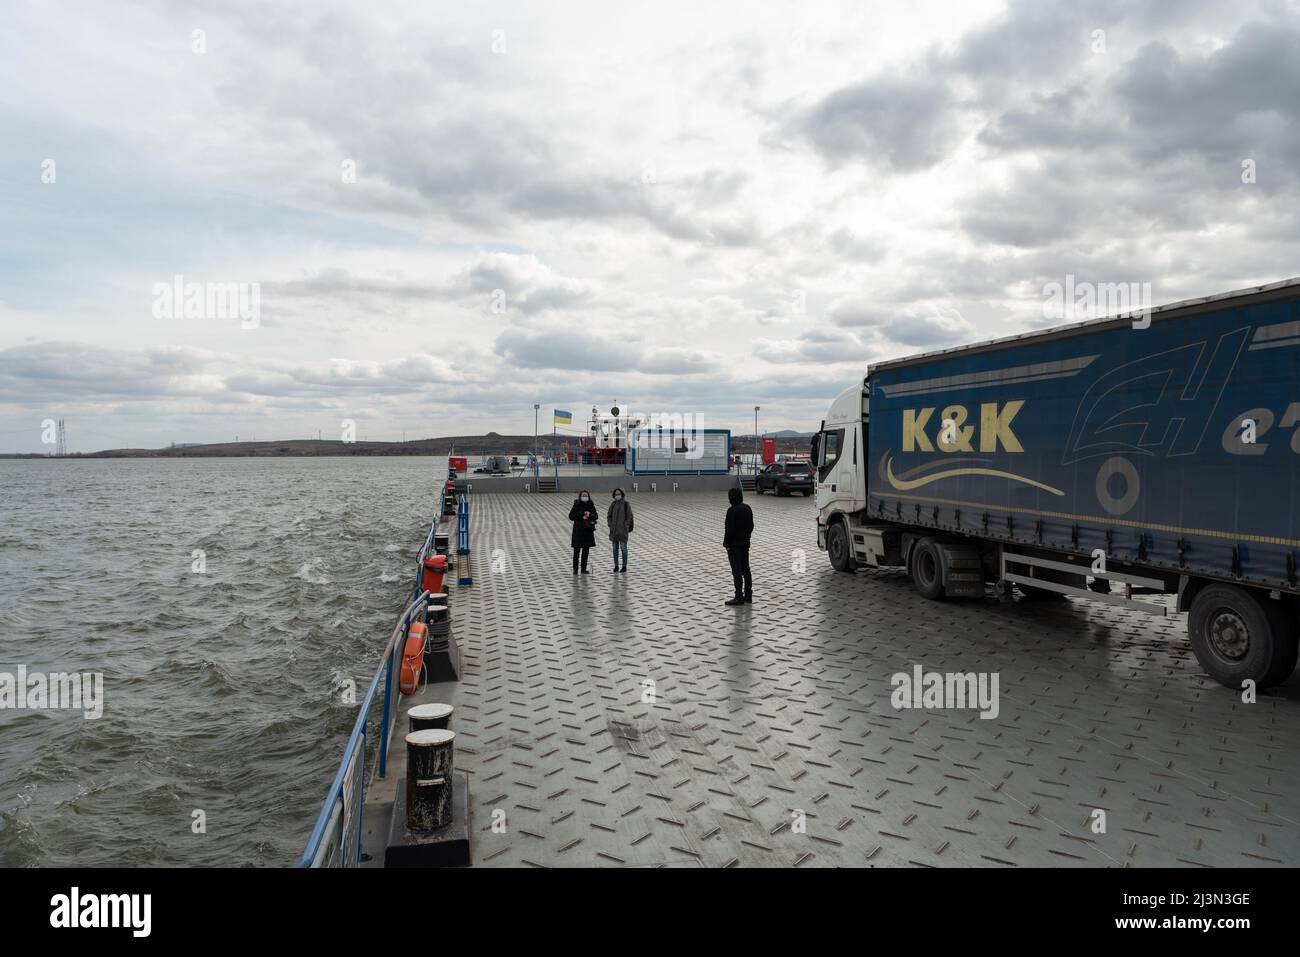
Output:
top-left (456, 488), bottom-right (473, 585)
top-left (296, 472), bottom-right (450, 868)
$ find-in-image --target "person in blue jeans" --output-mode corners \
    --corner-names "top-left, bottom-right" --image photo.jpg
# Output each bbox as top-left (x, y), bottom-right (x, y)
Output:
top-left (607, 488), bottom-right (633, 572)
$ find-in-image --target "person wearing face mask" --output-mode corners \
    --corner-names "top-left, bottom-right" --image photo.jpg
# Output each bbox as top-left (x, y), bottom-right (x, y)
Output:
top-left (607, 488), bottom-right (633, 572)
top-left (568, 490), bottom-right (598, 574)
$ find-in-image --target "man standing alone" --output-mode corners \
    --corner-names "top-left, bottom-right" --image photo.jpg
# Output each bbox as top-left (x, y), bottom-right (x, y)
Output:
top-left (723, 487), bottom-right (753, 606)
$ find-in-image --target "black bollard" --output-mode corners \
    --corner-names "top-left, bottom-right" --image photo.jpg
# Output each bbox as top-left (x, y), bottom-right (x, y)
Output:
top-left (404, 729), bottom-right (455, 831)
top-left (409, 702), bottom-right (453, 733)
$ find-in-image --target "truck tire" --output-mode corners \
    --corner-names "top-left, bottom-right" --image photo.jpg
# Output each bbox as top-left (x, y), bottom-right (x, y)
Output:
top-left (909, 538), bottom-right (945, 600)
top-left (1188, 584), bottom-right (1282, 689)
top-left (827, 523), bottom-right (856, 573)
top-left (1260, 598), bottom-right (1299, 687)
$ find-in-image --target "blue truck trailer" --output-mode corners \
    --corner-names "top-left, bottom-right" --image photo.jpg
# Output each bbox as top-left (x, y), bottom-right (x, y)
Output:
top-left (813, 277), bottom-right (1300, 689)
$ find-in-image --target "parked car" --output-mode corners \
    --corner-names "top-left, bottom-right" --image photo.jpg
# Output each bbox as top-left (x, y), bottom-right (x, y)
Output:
top-left (756, 461), bottom-right (814, 496)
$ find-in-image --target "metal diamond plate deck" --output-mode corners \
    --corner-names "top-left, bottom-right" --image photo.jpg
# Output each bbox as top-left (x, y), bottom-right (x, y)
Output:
top-left (386, 492), bottom-right (1300, 867)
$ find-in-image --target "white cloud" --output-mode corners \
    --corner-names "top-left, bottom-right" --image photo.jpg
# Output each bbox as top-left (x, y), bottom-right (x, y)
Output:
top-left (2, 0), bottom-right (1299, 450)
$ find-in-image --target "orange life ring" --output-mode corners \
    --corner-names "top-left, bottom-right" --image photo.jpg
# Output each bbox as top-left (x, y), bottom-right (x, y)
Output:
top-left (399, 621), bottom-right (428, 694)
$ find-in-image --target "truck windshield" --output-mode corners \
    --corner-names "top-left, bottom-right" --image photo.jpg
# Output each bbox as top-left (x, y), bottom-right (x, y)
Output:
top-left (817, 428), bottom-right (843, 481)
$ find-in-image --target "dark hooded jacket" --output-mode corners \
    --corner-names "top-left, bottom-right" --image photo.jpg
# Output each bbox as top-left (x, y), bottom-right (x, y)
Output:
top-left (569, 496), bottom-right (598, 547)
top-left (723, 487), bottom-right (753, 549)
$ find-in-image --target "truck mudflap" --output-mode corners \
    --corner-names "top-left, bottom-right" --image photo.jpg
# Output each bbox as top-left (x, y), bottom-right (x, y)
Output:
top-left (935, 542), bottom-right (983, 598)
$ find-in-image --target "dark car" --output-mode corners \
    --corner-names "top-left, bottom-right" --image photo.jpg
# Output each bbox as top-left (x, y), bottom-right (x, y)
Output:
top-left (756, 461), bottom-right (814, 496)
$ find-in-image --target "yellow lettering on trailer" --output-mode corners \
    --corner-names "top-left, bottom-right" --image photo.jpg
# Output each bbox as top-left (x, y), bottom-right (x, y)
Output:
top-left (979, 400), bottom-right (1024, 452)
top-left (903, 408), bottom-right (935, 452)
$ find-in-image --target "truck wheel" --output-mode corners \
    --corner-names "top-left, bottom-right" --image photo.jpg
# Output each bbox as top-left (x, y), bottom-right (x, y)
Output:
top-left (1188, 584), bottom-right (1281, 689)
top-left (827, 523), bottom-right (856, 573)
top-left (1260, 598), bottom-right (1299, 687)
top-left (909, 538), bottom-right (945, 600)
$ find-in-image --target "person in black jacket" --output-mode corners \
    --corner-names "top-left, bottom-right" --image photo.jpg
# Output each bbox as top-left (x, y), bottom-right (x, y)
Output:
top-left (569, 490), bottom-right (598, 574)
top-left (722, 486), bottom-right (754, 605)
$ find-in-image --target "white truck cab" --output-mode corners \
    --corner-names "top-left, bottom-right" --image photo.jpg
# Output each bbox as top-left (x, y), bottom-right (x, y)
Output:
top-left (813, 379), bottom-right (868, 550)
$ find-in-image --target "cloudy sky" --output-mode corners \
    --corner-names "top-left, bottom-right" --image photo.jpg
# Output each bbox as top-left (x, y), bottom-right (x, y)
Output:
top-left (2, 0), bottom-right (1298, 452)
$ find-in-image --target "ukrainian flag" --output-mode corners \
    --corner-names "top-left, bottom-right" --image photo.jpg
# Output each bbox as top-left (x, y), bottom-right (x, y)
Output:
top-left (553, 409), bottom-right (572, 425)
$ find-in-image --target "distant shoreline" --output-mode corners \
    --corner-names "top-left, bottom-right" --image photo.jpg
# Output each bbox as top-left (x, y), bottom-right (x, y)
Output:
top-left (1, 433), bottom-right (812, 459)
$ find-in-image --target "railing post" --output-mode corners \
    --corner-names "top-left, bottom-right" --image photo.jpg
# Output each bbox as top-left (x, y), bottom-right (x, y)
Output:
top-left (456, 494), bottom-right (472, 585)
top-left (378, 654), bottom-right (393, 778)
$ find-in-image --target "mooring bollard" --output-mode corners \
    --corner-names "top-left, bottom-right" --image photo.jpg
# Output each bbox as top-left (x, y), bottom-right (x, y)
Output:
top-left (405, 729), bottom-right (456, 831)
top-left (425, 597), bottom-right (450, 639)
top-left (409, 702), bottom-right (454, 733)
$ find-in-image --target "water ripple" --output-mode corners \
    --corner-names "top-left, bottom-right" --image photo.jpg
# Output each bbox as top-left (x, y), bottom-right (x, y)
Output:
top-left (0, 457), bottom-right (436, 866)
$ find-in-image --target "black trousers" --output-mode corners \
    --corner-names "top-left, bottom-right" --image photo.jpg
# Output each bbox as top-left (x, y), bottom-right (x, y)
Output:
top-left (727, 546), bottom-right (752, 599)
top-left (572, 545), bottom-right (590, 571)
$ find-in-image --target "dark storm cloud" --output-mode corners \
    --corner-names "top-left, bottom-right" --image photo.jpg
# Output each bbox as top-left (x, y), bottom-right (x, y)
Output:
top-left (946, 0), bottom-right (1099, 82)
top-left (1113, 23), bottom-right (1300, 173)
top-left (785, 75), bottom-right (962, 171)
top-left (958, 12), bottom-right (1300, 253)
top-left (779, 0), bottom-right (1300, 264)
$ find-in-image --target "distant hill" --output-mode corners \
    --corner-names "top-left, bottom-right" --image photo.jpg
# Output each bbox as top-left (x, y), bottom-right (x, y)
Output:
top-left (80, 435), bottom-right (543, 458)
top-left (3, 430), bottom-right (814, 458)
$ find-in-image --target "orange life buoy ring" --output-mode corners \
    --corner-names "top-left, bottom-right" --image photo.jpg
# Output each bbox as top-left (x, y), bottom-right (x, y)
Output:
top-left (399, 621), bottom-right (428, 694)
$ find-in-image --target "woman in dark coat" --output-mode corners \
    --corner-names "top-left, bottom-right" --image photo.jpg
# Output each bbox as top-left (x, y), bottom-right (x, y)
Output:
top-left (607, 488), bottom-right (633, 572)
top-left (569, 490), bottom-right (598, 574)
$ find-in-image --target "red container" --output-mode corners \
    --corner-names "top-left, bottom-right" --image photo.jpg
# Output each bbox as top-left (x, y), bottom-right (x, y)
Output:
top-left (422, 554), bottom-right (450, 594)
top-left (448, 456), bottom-right (468, 473)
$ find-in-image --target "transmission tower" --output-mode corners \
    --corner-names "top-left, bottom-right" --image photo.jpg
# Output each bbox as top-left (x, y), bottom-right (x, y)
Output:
top-left (56, 419), bottom-right (67, 456)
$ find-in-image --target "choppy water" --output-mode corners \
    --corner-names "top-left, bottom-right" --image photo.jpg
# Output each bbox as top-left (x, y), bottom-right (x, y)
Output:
top-left (0, 457), bottom-right (439, 866)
